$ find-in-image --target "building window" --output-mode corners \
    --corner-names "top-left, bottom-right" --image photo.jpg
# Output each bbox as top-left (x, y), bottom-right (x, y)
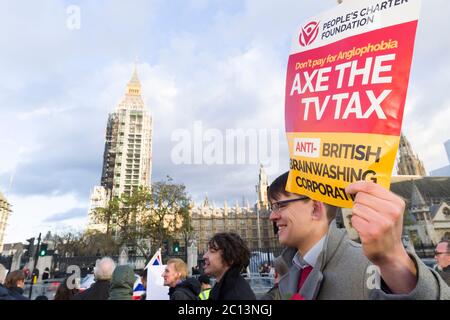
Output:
top-left (443, 207), bottom-right (450, 217)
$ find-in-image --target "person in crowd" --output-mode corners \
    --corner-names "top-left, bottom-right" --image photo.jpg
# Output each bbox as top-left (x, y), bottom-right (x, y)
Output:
top-left (4, 270), bottom-right (29, 300)
top-left (72, 257), bottom-right (116, 300)
top-left (267, 171), bottom-right (450, 299)
top-left (262, 263), bottom-right (270, 276)
top-left (35, 295), bottom-right (48, 300)
top-left (162, 258), bottom-right (201, 300)
top-left (42, 267), bottom-right (50, 281)
top-left (258, 264), bottom-right (264, 275)
top-left (0, 264), bottom-right (12, 300)
top-left (435, 239), bottom-right (450, 286)
top-left (269, 264), bottom-right (276, 277)
top-left (192, 265), bottom-right (201, 275)
top-left (203, 232), bottom-right (256, 300)
top-left (22, 266), bottom-right (30, 280)
top-left (31, 268), bottom-right (39, 282)
top-left (198, 274), bottom-right (212, 300)
top-left (54, 276), bottom-right (79, 300)
top-left (109, 264), bottom-right (135, 300)
top-left (139, 269), bottom-right (147, 300)
top-left (260, 256), bottom-right (289, 300)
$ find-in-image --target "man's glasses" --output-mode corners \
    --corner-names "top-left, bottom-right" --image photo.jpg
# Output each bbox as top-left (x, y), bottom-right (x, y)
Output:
top-left (434, 251), bottom-right (450, 256)
top-left (269, 196), bottom-right (310, 212)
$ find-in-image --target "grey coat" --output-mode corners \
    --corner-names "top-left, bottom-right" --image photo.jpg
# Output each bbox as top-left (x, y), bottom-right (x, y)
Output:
top-left (276, 221), bottom-right (450, 300)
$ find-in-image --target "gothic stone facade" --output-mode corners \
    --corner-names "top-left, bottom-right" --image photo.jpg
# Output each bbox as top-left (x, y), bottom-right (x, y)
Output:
top-left (190, 201), bottom-right (279, 253)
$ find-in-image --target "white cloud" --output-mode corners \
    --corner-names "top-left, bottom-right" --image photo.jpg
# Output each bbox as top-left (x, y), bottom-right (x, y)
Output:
top-left (4, 193), bottom-right (88, 243)
top-left (404, 99), bottom-right (450, 172)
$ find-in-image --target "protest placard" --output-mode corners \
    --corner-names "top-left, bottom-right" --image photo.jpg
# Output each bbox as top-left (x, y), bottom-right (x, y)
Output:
top-left (145, 249), bottom-right (169, 300)
top-left (285, 0), bottom-right (421, 207)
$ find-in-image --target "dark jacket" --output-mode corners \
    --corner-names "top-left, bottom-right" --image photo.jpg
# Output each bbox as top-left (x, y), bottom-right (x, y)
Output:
top-left (438, 266), bottom-right (450, 287)
top-left (169, 277), bottom-right (201, 300)
top-left (7, 286), bottom-right (29, 300)
top-left (71, 280), bottom-right (111, 300)
top-left (0, 284), bottom-right (13, 300)
top-left (209, 267), bottom-right (256, 300)
top-left (109, 265), bottom-right (135, 300)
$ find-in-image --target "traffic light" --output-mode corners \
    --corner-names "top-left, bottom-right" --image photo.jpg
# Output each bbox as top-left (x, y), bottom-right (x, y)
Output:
top-left (173, 241), bottom-right (180, 253)
top-left (24, 237), bottom-right (35, 257)
top-left (39, 243), bottom-right (48, 257)
top-left (163, 240), bottom-right (169, 253)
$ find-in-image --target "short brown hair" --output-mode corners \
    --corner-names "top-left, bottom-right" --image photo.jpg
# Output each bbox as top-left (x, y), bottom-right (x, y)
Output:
top-left (166, 258), bottom-right (188, 280)
top-left (268, 171), bottom-right (337, 222)
top-left (4, 270), bottom-right (25, 289)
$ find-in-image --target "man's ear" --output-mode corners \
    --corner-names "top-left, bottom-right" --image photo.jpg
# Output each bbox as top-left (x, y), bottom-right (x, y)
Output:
top-left (311, 200), bottom-right (325, 221)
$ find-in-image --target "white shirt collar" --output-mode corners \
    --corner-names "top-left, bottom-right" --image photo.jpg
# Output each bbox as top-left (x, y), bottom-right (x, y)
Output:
top-left (293, 236), bottom-right (326, 269)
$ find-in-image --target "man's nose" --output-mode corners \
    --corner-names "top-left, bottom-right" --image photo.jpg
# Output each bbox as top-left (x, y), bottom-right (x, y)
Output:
top-left (269, 209), bottom-right (279, 221)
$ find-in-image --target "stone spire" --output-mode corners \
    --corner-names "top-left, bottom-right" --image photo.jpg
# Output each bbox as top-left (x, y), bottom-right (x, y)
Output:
top-left (256, 164), bottom-right (269, 210)
top-left (397, 133), bottom-right (427, 176)
top-left (409, 180), bottom-right (429, 221)
top-left (126, 62), bottom-right (142, 96)
top-left (202, 194), bottom-right (210, 208)
top-left (408, 180), bottom-right (437, 244)
top-left (410, 181), bottom-right (426, 209)
top-left (223, 200), bottom-right (228, 214)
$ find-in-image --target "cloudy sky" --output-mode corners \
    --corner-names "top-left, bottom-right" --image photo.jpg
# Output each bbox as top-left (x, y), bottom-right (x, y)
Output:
top-left (1, 0), bottom-right (449, 243)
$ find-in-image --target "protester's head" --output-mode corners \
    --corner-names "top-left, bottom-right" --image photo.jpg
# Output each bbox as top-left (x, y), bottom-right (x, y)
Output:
top-left (54, 277), bottom-right (79, 300)
top-left (0, 264), bottom-right (7, 285)
top-left (4, 270), bottom-right (26, 289)
top-left (35, 295), bottom-right (49, 300)
top-left (162, 258), bottom-right (187, 288)
top-left (109, 265), bottom-right (135, 300)
top-left (198, 274), bottom-right (211, 290)
top-left (435, 240), bottom-right (450, 269)
top-left (94, 257), bottom-right (116, 281)
top-left (203, 232), bottom-right (250, 281)
top-left (139, 270), bottom-right (147, 289)
top-left (268, 171), bottom-right (337, 250)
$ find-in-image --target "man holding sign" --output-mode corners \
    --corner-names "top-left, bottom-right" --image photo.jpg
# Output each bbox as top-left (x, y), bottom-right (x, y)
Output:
top-left (273, 0), bottom-right (450, 299)
top-left (269, 172), bottom-right (450, 299)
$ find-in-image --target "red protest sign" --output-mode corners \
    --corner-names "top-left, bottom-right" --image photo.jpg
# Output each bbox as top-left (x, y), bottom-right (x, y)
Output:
top-left (285, 0), bottom-right (421, 207)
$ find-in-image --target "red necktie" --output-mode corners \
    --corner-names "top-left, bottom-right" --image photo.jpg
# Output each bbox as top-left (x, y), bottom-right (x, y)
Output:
top-left (290, 265), bottom-right (313, 300)
top-left (297, 265), bottom-right (313, 291)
